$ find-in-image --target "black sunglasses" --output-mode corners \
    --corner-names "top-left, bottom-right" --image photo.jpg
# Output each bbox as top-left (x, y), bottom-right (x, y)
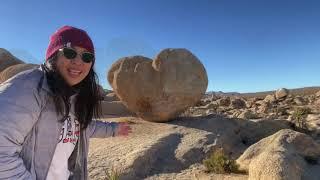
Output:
top-left (59, 47), bottom-right (95, 63)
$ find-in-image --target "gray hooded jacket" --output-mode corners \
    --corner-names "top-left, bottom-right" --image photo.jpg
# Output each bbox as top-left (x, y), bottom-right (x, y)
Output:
top-left (0, 67), bottom-right (118, 180)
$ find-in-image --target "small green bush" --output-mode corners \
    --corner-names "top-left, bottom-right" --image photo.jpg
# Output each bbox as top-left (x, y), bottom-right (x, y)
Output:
top-left (101, 166), bottom-right (120, 180)
top-left (292, 107), bottom-right (311, 130)
top-left (203, 149), bottom-right (241, 174)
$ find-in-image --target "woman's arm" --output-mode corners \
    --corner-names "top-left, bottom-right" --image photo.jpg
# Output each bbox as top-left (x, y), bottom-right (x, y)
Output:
top-left (87, 120), bottom-right (131, 138)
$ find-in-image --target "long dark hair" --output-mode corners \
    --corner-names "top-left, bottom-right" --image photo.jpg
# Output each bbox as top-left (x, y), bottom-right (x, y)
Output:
top-left (42, 54), bottom-right (101, 129)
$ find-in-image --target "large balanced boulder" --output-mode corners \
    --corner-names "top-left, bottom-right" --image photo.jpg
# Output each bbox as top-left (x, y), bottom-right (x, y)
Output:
top-left (100, 101), bottom-right (135, 117)
top-left (237, 129), bottom-right (320, 180)
top-left (275, 88), bottom-right (289, 99)
top-left (107, 48), bottom-right (208, 122)
top-left (0, 63), bottom-right (38, 83)
top-left (0, 48), bottom-right (24, 73)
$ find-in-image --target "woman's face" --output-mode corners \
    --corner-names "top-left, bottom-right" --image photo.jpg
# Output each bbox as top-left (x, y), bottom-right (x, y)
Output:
top-left (56, 46), bottom-right (93, 86)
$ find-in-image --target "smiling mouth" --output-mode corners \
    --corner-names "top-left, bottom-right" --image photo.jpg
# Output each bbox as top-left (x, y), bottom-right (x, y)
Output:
top-left (67, 69), bottom-right (82, 76)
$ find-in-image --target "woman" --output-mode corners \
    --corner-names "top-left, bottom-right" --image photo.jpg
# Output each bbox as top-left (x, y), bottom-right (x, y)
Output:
top-left (0, 26), bottom-right (131, 180)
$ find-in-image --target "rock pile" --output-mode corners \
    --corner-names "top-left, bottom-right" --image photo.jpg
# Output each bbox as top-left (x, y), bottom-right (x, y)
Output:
top-left (0, 48), bottom-right (24, 72)
top-left (0, 63), bottom-right (39, 82)
top-left (184, 88), bottom-right (320, 136)
top-left (0, 48), bottom-right (38, 83)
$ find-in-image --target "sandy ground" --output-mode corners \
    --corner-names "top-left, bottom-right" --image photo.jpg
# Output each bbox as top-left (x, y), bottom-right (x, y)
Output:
top-left (88, 116), bottom-right (248, 180)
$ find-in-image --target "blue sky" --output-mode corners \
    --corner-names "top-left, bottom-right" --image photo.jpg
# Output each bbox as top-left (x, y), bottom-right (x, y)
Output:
top-left (1, 0), bottom-right (320, 93)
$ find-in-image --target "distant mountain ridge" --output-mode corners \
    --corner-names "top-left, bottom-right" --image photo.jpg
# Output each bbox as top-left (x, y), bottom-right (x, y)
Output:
top-left (206, 91), bottom-right (241, 96)
top-left (207, 86), bottom-right (320, 98)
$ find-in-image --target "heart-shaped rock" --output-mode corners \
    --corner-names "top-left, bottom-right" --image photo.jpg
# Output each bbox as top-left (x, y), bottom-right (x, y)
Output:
top-left (107, 48), bottom-right (208, 122)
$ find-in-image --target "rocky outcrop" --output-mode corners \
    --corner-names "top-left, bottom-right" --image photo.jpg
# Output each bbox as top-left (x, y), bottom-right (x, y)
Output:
top-left (88, 115), bottom-right (293, 180)
top-left (0, 63), bottom-right (38, 83)
top-left (294, 96), bottom-right (307, 105)
top-left (100, 101), bottom-right (135, 117)
top-left (217, 97), bottom-right (231, 106)
top-left (231, 98), bottom-right (246, 109)
top-left (237, 129), bottom-right (320, 180)
top-left (107, 48), bottom-right (208, 122)
top-left (237, 110), bottom-right (259, 119)
top-left (264, 94), bottom-right (276, 103)
top-left (188, 88), bottom-right (320, 122)
top-left (0, 48), bottom-right (24, 73)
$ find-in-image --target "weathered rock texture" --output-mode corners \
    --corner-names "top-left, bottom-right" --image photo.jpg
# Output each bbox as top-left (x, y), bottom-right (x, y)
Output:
top-left (237, 129), bottom-right (320, 180)
top-left (100, 101), bottom-right (135, 117)
top-left (107, 48), bottom-right (208, 122)
top-left (275, 88), bottom-right (289, 99)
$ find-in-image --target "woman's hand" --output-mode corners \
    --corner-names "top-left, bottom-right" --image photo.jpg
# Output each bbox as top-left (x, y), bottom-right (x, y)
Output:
top-left (116, 122), bottom-right (132, 136)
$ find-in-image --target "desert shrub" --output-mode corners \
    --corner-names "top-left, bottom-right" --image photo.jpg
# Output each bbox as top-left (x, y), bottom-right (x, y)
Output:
top-left (292, 107), bottom-right (311, 130)
top-left (203, 149), bottom-right (242, 174)
top-left (100, 166), bottom-right (120, 180)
